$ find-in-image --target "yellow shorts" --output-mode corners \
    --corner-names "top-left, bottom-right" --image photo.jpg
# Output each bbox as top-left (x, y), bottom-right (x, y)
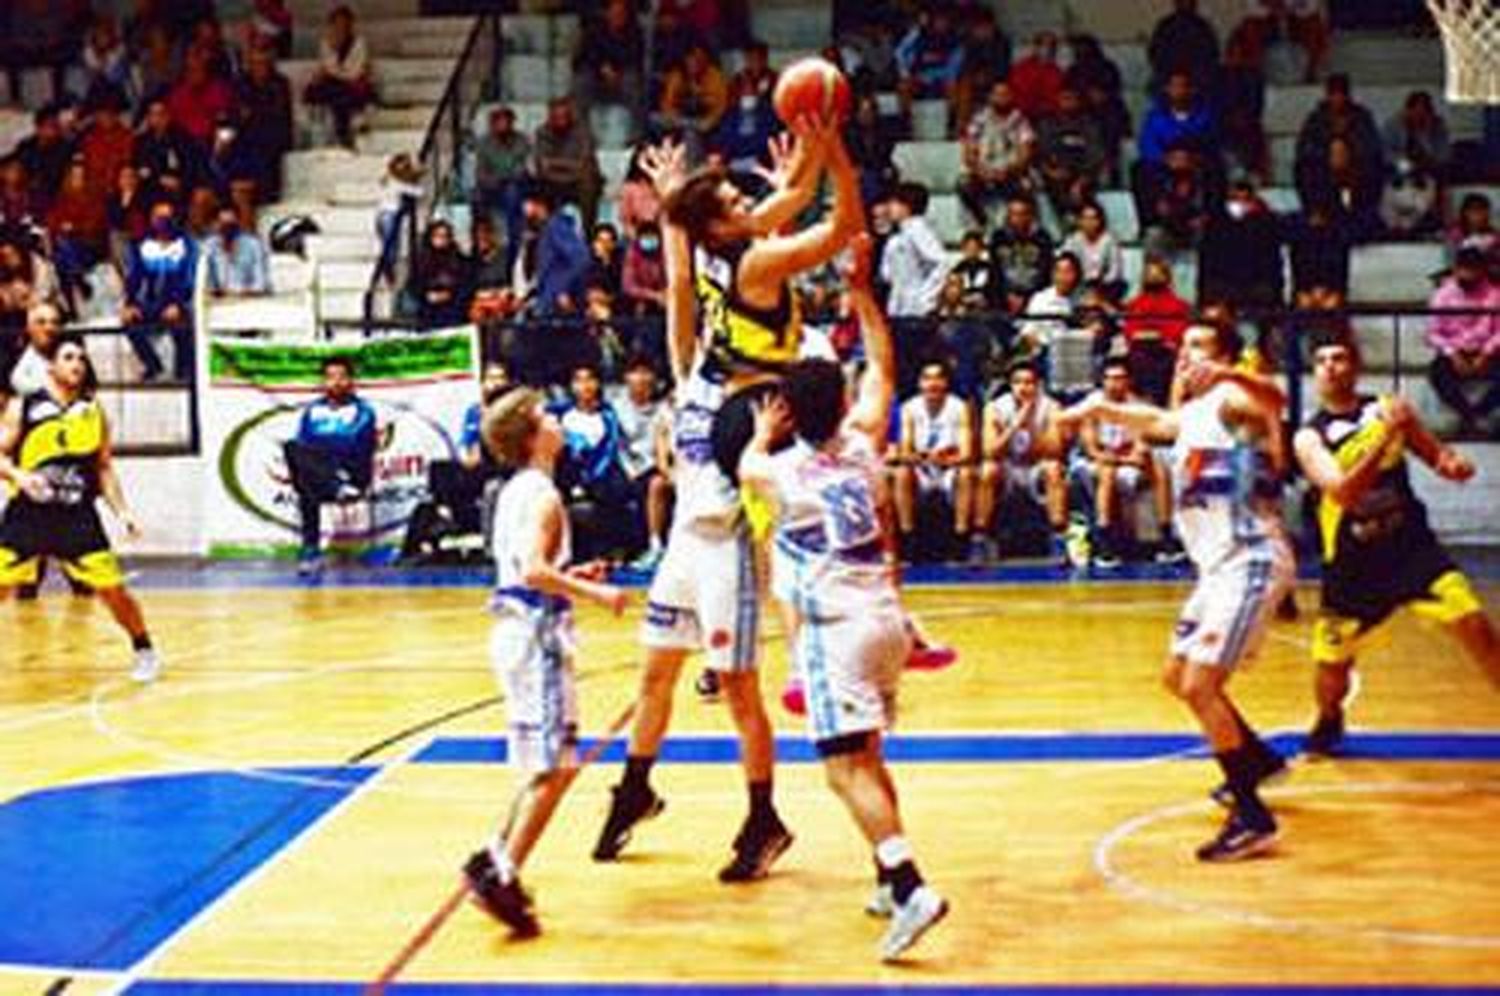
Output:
top-left (742, 487), bottom-right (776, 544)
top-left (0, 547), bottom-right (124, 589)
top-left (1312, 569), bottom-right (1482, 664)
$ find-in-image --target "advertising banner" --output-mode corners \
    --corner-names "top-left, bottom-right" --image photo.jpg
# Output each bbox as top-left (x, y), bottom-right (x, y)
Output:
top-left (204, 331), bottom-right (478, 558)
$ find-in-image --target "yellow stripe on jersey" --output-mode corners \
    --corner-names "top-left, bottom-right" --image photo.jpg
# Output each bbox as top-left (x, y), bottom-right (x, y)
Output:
top-left (18, 400), bottom-right (104, 473)
top-left (1317, 398), bottom-right (1404, 563)
top-left (697, 269), bottom-right (803, 370)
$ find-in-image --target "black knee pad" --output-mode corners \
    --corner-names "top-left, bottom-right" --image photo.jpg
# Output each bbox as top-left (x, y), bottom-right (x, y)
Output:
top-left (815, 731), bottom-right (874, 758)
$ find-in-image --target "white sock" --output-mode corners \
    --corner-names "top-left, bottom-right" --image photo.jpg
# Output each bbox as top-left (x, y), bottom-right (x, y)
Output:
top-left (649, 535), bottom-right (663, 554)
top-left (875, 835), bottom-right (914, 869)
top-left (488, 840), bottom-right (517, 883)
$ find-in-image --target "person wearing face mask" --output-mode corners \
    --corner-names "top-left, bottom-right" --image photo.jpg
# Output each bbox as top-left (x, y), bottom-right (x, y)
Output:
top-left (621, 222), bottom-right (668, 316)
top-left (122, 200), bottom-right (196, 382)
top-left (204, 204), bottom-right (270, 297)
top-left (1198, 179), bottom-right (1284, 315)
top-left (1426, 247), bottom-right (1500, 436)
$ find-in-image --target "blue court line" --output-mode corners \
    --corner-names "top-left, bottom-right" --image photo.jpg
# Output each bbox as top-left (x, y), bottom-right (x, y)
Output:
top-left (0, 767), bottom-right (373, 970)
top-left (120, 981), bottom-right (1500, 995)
top-left (410, 732), bottom-right (1500, 766)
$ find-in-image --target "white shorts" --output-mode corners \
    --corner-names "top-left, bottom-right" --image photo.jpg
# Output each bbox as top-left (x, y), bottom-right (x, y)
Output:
top-left (1171, 541), bottom-right (1294, 670)
top-left (916, 464), bottom-right (957, 497)
top-left (796, 608), bottom-right (912, 744)
top-left (1002, 460), bottom-right (1051, 500)
top-left (642, 523), bottom-right (760, 672)
top-left (491, 602), bottom-right (578, 774)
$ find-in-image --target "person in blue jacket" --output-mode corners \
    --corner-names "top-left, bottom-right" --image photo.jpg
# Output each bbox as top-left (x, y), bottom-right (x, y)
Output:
top-left (284, 355), bottom-right (377, 575)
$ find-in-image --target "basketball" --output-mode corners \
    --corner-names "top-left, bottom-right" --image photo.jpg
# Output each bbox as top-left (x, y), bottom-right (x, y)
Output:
top-left (772, 57), bottom-right (853, 126)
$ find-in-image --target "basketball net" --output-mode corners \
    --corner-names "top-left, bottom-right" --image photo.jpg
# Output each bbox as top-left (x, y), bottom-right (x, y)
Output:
top-left (1427, 0), bottom-right (1500, 104)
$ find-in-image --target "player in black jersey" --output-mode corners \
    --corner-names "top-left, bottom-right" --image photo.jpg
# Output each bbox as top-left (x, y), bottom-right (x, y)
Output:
top-left (1293, 329), bottom-right (1497, 755)
top-left (0, 333), bottom-right (162, 682)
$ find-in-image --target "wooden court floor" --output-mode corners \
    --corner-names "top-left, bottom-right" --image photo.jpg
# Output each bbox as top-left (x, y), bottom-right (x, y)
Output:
top-left (1, 571), bottom-right (1497, 995)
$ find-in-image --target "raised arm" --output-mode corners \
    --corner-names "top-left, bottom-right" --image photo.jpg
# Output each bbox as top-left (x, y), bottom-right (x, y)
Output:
top-left (1058, 393), bottom-right (1180, 442)
top-left (747, 128), bottom-right (828, 236)
top-left (842, 234), bottom-right (893, 444)
top-left (738, 393), bottom-right (791, 500)
top-left (637, 140), bottom-right (696, 382)
top-left (1293, 420), bottom-right (1395, 509)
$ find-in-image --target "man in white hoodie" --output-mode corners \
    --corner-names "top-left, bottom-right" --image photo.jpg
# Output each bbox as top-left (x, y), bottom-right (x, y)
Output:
top-left (879, 182), bottom-right (952, 318)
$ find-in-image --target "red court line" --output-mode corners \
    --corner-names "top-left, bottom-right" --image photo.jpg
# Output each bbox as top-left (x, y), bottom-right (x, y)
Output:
top-left (364, 699), bottom-right (638, 995)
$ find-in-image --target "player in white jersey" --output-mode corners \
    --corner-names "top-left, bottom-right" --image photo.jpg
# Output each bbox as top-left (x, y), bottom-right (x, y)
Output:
top-left (463, 388), bottom-right (627, 938)
top-left (741, 233), bottom-right (948, 961)
top-left (893, 358), bottom-right (975, 552)
top-left (1057, 323), bottom-right (1295, 862)
top-left (593, 124), bottom-right (863, 881)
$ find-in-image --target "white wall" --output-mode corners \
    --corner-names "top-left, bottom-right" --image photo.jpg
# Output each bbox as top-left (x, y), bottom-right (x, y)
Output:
top-left (113, 456), bottom-right (209, 556)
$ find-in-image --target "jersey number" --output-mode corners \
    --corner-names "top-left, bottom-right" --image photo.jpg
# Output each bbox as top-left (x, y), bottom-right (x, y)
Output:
top-left (820, 478), bottom-right (878, 551)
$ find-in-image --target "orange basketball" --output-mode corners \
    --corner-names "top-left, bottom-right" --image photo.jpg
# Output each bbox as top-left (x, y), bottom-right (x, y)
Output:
top-left (772, 57), bottom-right (853, 126)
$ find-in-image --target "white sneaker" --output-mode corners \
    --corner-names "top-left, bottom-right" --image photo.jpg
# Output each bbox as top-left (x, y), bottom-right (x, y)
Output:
top-left (131, 648), bottom-right (162, 684)
top-left (879, 885), bottom-right (948, 962)
top-left (864, 882), bottom-right (894, 918)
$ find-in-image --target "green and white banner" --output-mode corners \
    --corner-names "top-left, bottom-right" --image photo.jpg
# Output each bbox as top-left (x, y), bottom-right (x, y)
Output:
top-left (203, 330), bottom-right (480, 558)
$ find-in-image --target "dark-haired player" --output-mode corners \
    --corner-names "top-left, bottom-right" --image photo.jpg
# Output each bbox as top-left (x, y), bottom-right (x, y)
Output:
top-left (0, 333), bottom-right (162, 682)
top-left (1294, 329), bottom-right (1498, 755)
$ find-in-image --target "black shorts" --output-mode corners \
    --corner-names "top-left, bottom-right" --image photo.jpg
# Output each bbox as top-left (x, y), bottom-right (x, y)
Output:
top-left (0, 500), bottom-right (122, 588)
top-left (1321, 535), bottom-right (1457, 628)
top-left (711, 381), bottom-right (786, 485)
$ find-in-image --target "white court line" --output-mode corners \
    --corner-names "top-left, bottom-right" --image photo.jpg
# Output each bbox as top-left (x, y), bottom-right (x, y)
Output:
top-left (1093, 778), bottom-right (1500, 950)
top-left (95, 739), bottom-right (430, 996)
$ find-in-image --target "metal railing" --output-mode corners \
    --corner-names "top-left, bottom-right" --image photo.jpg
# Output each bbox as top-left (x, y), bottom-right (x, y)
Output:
top-left (61, 325), bottom-right (201, 456)
top-left (364, 14), bottom-right (503, 327)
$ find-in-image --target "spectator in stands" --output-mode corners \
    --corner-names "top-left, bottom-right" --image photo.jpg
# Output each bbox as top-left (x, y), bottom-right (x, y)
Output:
top-left (933, 271), bottom-right (989, 400)
top-left (1294, 74), bottom-right (1384, 197)
top-left (613, 354), bottom-right (672, 567)
top-left (621, 221), bottom-right (667, 316)
top-left (532, 97), bottom-right (603, 231)
top-left (1077, 356), bottom-right (1176, 568)
top-left (285, 355), bottom-right (377, 576)
top-left (953, 230), bottom-right (996, 311)
top-left (894, 357), bottom-right (977, 556)
top-left (988, 194), bottom-right (1055, 316)
top-left (658, 43), bottom-right (729, 153)
top-left (78, 87), bottom-right (135, 201)
top-left (838, 16), bottom-right (900, 96)
top-left (1218, 22), bottom-right (1269, 184)
top-left (881, 182), bottom-right (951, 319)
top-left (1199, 179), bottom-right (1284, 313)
top-left (1383, 90), bottom-right (1451, 179)
top-left (1147, 0), bottom-right (1219, 93)
top-left (616, 146), bottom-right (662, 241)
top-left (1135, 138), bottom-right (1221, 256)
top-left (135, 97), bottom-right (202, 203)
top-left (1296, 134), bottom-right (1382, 243)
top-left (1426, 246), bottom-right (1500, 436)
top-left (1061, 201), bottom-right (1126, 301)
top-left (76, 16), bottom-right (134, 107)
top-left (1017, 251), bottom-right (1084, 362)
top-left (1239, 0), bottom-right (1328, 84)
top-left (0, 234), bottom-right (58, 343)
top-left (167, 44), bottom-right (236, 149)
top-left (467, 217), bottom-right (508, 316)
top-left (589, 223), bottom-right (624, 299)
top-left (648, 4), bottom-right (704, 99)
top-left (474, 106), bottom-right (532, 275)
top-left (976, 360), bottom-right (1067, 560)
top-left (185, 185), bottom-right (221, 242)
top-left (576, 0), bottom-right (645, 135)
top-left (15, 107), bottom-right (74, 212)
top-left (557, 362), bottom-right (632, 559)
top-left (954, 7), bottom-right (1011, 130)
top-left (408, 219), bottom-right (472, 328)
top-left (1447, 192), bottom-right (1496, 267)
top-left (202, 115), bottom-right (257, 201)
top-left (47, 160), bottom-right (108, 317)
top-left (1006, 31), bottom-right (1065, 122)
top-left (189, 16), bottom-right (235, 81)
top-left (3, 0), bottom-right (87, 107)
top-left (1121, 255), bottom-right (1191, 403)
top-left (132, 21), bottom-right (181, 103)
top-left (525, 184), bottom-right (591, 317)
top-left (107, 163), bottom-right (150, 269)
top-left (1379, 157), bottom-right (1441, 239)
top-left (0, 159), bottom-right (42, 235)
top-left (8, 302), bottom-right (63, 396)
top-left (234, 43), bottom-right (293, 204)
top-left (958, 81), bottom-right (1035, 230)
top-left (1064, 35), bottom-right (1130, 183)
top-left (304, 5), bottom-right (373, 149)
top-left (1037, 85), bottom-right (1108, 225)
top-left (122, 199), bottom-right (196, 382)
top-left (1286, 191), bottom-right (1352, 297)
top-left (895, 3), bottom-right (965, 122)
top-left (1138, 71), bottom-right (1219, 169)
top-left (246, 0), bottom-right (294, 60)
top-left (845, 94), bottom-right (899, 207)
top-left (716, 42), bottom-right (779, 170)
top-left (204, 204), bottom-right (270, 298)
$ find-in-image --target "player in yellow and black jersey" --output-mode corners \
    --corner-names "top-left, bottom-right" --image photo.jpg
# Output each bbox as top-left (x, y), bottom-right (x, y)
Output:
top-left (1293, 328), bottom-right (1497, 754)
top-left (0, 332), bottom-right (162, 682)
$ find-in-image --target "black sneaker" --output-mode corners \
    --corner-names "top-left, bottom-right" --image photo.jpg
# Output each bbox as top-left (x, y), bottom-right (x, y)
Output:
top-left (1275, 591), bottom-right (1299, 621)
top-left (718, 813), bottom-right (794, 883)
top-left (462, 850), bottom-right (539, 938)
top-left (1196, 810), bottom-right (1278, 863)
top-left (1210, 751), bottom-right (1290, 809)
top-left (695, 668), bottom-right (721, 701)
top-left (592, 784), bottom-right (666, 861)
top-left (1305, 713), bottom-right (1345, 758)
top-left (1154, 535), bottom-right (1189, 565)
top-left (16, 582), bottom-right (39, 601)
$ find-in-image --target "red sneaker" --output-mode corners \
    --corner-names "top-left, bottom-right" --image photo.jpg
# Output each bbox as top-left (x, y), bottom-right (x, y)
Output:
top-left (781, 679), bottom-right (806, 716)
top-left (906, 639), bottom-right (958, 671)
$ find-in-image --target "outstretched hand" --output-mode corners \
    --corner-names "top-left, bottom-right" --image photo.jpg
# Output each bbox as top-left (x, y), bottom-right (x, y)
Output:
top-left (752, 393), bottom-right (793, 446)
top-left (753, 131), bottom-right (796, 190)
top-left (639, 138), bottom-right (689, 199)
